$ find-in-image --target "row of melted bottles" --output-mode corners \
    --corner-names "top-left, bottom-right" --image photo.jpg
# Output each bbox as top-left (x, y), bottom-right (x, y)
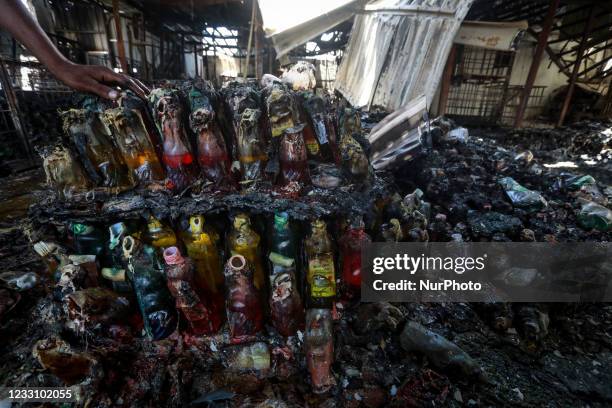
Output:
top-left (56, 212), bottom-right (370, 393)
top-left (44, 86), bottom-right (370, 196)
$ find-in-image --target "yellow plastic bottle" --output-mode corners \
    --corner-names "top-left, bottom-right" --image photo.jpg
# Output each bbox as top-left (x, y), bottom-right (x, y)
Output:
top-left (228, 213), bottom-right (265, 291)
top-left (143, 216), bottom-right (177, 253)
top-left (183, 215), bottom-right (224, 297)
top-left (305, 219), bottom-right (336, 308)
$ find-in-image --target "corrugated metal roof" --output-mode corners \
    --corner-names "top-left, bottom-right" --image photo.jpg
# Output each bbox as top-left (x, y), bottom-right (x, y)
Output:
top-left (335, 0), bottom-right (474, 110)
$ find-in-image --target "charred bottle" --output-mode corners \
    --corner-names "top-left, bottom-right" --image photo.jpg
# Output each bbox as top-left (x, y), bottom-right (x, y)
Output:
top-left (188, 86), bottom-right (232, 187)
top-left (378, 218), bottom-right (404, 242)
top-left (292, 92), bottom-right (322, 159)
top-left (266, 83), bottom-right (295, 138)
top-left (339, 217), bottom-right (371, 297)
top-left (69, 223), bottom-right (106, 258)
top-left (39, 144), bottom-right (90, 198)
top-left (61, 109), bottom-right (133, 189)
top-left (102, 107), bottom-right (165, 185)
top-left (151, 88), bottom-right (197, 192)
top-left (163, 246), bottom-right (221, 334)
top-left (221, 82), bottom-right (261, 158)
top-left (228, 213), bottom-right (265, 291)
top-left (143, 216), bottom-right (177, 254)
top-left (305, 308), bottom-right (335, 394)
top-left (304, 219), bottom-right (336, 308)
top-left (122, 236), bottom-right (177, 340)
top-left (101, 222), bottom-right (133, 294)
top-left (224, 254), bottom-right (264, 343)
top-left (269, 212), bottom-right (304, 336)
top-left (182, 215), bottom-right (225, 320)
top-left (304, 94), bottom-right (338, 162)
top-left (279, 124), bottom-right (310, 186)
top-left (338, 108), bottom-right (370, 182)
top-left (237, 108), bottom-right (267, 183)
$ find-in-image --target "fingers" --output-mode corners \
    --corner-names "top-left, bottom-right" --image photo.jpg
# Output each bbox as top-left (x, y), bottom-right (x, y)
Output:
top-left (82, 79), bottom-right (119, 100)
top-left (89, 66), bottom-right (149, 100)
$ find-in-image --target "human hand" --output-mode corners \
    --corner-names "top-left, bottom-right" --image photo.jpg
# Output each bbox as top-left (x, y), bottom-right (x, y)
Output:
top-left (51, 61), bottom-right (150, 100)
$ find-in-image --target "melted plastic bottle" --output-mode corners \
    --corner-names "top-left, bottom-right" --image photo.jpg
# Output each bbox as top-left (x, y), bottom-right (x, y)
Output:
top-left (304, 219), bottom-right (336, 308)
top-left (269, 213), bottom-right (304, 336)
top-left (228, 213), bottom-right (265, 291)
top-left (340, 217), bottom-right (371, 296)
top-left (101, 222), bottom-right (133, 294)
top-left (266, 83), bottom-right (295, 138)
top-left (152, 89), bottom-right (197, 192)
top-left (305, 308), bottom-right (335, 394)
top-left (182, 215), bottom-right (225, 320)
top-left (39, 144), bottom-right (91, 198)
top-left (237, 108), bottom-right (267, 182)
top-left (143, 216), bottom-right (177, 254)
top-left (224, 254), bottom-right (264, 343)
top-left (62, 109), bottom-right (133, 189)
top-left (304, 95), bottom-right (338, 163)
top-left (279, 124), bottom-right (310, 185)
top-left (188, 87), bottom-right (232, 187)
top-left (338, 108), bottom-right (370, 182)
top-left (122, 236), bottom-right (177, 340)
top-left (163, 246), bottom-right (221, 334)
top-left (102, 107), bottom-right (165, 184)
top-left (378, 218), bottom-right (404, 242)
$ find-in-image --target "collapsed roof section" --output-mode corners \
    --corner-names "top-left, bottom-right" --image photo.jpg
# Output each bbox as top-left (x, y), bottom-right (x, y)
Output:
top-left (334, 0), bottom-right (474, 111)
top-left (258, 0), bottom-right (363, 57)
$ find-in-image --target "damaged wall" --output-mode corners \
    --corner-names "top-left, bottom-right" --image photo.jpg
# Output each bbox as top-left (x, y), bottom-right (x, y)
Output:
top-left (335, 0), bottom-right (474, 110)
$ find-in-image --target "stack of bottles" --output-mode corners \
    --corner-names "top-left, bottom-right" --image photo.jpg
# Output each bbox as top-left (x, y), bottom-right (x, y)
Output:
top-left (35, 209), bottom-right (385, 393)
top-left (40, 79), bottom-right (372, 198)
top-left (33, 76), bottom-right (432, 393)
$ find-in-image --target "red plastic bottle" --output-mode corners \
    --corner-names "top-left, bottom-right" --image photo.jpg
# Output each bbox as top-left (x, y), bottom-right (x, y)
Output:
top-left (279, 124), bottom-right (310, 185)
top-left (305, 308), bottom-right (335, 393)
top-left (163, 246), bottom-right (222, 335)
top-left (224, 254), bottom-right (264, 343)
top-left (153, 90), bottom-right (197, 192)
top-left (340, 218), bottom-right (371, 296)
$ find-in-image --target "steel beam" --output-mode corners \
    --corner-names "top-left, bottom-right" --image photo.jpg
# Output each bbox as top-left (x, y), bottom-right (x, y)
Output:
top-left (557, 4), bottom-right (597, 127)
top-left (514, 0), bottom-right (560, 128)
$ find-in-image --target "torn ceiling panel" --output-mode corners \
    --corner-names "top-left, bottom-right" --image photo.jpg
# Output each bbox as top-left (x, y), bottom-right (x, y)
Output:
top-left (335, 0), bottom-right (474, 111)
top-left (258, 0), bottom-right (362, 57)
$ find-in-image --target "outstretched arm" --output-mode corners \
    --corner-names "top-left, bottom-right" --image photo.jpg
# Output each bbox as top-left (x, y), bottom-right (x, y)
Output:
top-left (0, 0), bottom-right (149, 99)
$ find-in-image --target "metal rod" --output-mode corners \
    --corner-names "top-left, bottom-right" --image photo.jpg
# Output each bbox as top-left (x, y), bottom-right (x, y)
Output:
top-left (437, 45), bottom-right (456, 116)
top-left (557, 4), bottom-right (597, 127)
top-left (243, 0), bottom-right (256, 79)
top-left (112, 0), bottom-right (129, 72)
top-left (514, 0), bottom-right (560, 128)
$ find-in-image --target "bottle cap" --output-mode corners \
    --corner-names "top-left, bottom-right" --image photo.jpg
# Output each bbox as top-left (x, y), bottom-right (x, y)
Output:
top-left (190, 215), bottom-right (204, 234)
top-left (274, 212), bottom-right (289, 228)
top-left (71, 223), bottom-right (94, 235)
top-left (163, 246), bottom-right (184, 265)
top-left (233, 213), bottom-right (249, 229)
top-left (147, 216), bottom-right (163, 231)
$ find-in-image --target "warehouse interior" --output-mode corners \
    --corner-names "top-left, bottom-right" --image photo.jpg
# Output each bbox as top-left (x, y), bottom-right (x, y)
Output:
top-left (0, 0), bottom-right (611, 406)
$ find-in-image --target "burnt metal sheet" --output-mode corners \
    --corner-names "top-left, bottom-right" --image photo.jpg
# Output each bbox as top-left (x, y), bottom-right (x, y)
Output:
top-left (455, 20), bottom-right (528, 50)
top-left (335, 0), bottom-right (474, 111)
top-left (369, 94), bottom-right (428, 170)
top-left (259, 0), bottom-right (363, 57)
